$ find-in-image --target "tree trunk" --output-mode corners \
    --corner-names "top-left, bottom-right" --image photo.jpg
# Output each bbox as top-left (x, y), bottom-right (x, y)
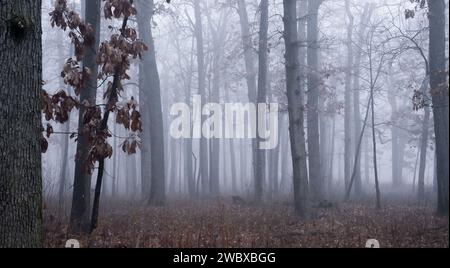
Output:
top-left (328, 116), bottom-right (336, 196)
top-left (207, 10), bottom-right (228, 197)
top-left (371, 84), bottom-right (381, 210)
top-left (137, 14), bottom-right (151, 199)
top-left (283, 0), bottom-right (310, 217)
top-left (0, 0), bottom-right (43, 247)
top-left (428, 0), bottom-right (449, 216)
top-left (388, 75), bottom-right (404, 187)
top-left (237, 0), bottom-right (258, 194)
top-left (351, 3), bottom-right (372, 196)
top-left (183, 38), bottom-right (195, 198)
top-left (70, 0), bottom-right (101, 233)
top-left (364, 134), bottom-right (370, 185)
top-left (224, 86), bottom-right (238, 194)
top-left (344, 0), bottom-right (354, 194)
top-left (112, 121), bottom-right (118, 198)
top-left (136, 0), bottom-right (166, 206)
top-left (306, 0), bottom-right (323, 201)
top-left (58, 29), bottom-right (71, 216)
top-left (193, 0), bottom-right (210, 197)
top-left (280, 114), bottom-right (290, 194)
top-left (418, 105), bottom-right (431, 200)
top-left (255, 0), bottom-right (269, 203)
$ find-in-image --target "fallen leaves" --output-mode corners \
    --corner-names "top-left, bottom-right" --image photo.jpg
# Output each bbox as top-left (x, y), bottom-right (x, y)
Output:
top-left (43, 200), bottom-right (449, 248)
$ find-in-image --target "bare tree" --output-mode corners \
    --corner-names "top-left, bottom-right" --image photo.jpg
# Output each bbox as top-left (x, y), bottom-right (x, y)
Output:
top-left (136, 0), bottom-right (166, 206)
top-left (237, 0), bottom-right (258, 192)
top-left (255, 0), bottom-right (269, 203)
top-left (194, 0), bottom-right (209, 196)
top-left (352, 3), bottom-right (373, 196)
top-left (344, 0), bottom-right (355, 193)
top-left (307, 0), bottom-right (323, 201)
top-left (283, 0), bottom-right (309, 217)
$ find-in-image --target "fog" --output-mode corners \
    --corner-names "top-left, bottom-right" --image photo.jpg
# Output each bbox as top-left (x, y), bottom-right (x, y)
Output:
top-left (41, 0), bottom-right (447, 201)
top-left (1, 0), bottom-right (447, 248)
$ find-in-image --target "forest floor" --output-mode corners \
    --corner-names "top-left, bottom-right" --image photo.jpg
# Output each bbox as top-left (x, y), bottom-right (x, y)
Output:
top-left (43, 198), bottom-right (449, 248)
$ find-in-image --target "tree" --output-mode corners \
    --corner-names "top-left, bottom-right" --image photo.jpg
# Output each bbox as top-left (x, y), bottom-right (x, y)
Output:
top-left (45, 0), bottom-right (146, 233)
top-left (237, 0), bottom-right (258, 193)
top-left (428, 0), bottom-right (449, 216)
top-left (194, 0), bottom-right (209, 196)
top-left (205, 7), bottom-right (229, 197)
top-left (344, 0), bottom-right (355, 193)
top-left (0, 0), bottom-right (43, 247)
top-left (345, 19), bottom-right (384, 209)
top-left (136, 0), bottom-right (166, 206)
top-left (137, 1), bottom-right (151, 198)
top-left (417, 76), bottom-right (431, 201)
top-left (283, 0), bottom-right (309, 217)
top-left (388, 61), bottom-right (406, 187)
top-left (69, 0), bottom-right (101, 233)
top-left (306, 0), bottom-right (323, 201)
top-left (352, 3), bottom-right (373, 196)
top-left (367, 25), bottom-right (383, 210)
top-left (255, 0), bottom-right (269, 203)
top-left (58, 26), bottom-right (71, 216)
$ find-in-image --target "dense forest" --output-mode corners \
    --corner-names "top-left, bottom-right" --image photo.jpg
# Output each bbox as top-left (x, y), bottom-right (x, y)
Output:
top-left (0, 0), bottom-right (448, 248)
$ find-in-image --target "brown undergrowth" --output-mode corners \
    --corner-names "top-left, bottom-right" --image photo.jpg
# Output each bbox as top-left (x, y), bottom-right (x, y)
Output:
top-left (43, 199), bottom-right (449, 248)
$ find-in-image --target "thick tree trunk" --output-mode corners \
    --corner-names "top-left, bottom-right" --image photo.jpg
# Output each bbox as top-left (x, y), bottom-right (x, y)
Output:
top-left (284, 0), bottom-right (309, 217)
top-left (306, 0), bottom-right (323, 201)
top-left (137, 13), bottom-right (151, 198)
top-left (70, 0), bottom-right (101, 233)
top-left (0, 0), bottom-right (43, 247)
top-left (428, 0), bottom-right (449, 216)
top-left (136, 0), bottom-right (166, 206)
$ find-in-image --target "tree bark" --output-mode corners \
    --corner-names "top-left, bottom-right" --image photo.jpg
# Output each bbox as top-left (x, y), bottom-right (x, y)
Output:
top-left (283, 0), bottom-right (309, 217)
top-left (428, 0), bottom-right (449, 216)
top-left (0, 0), bottom-right (43, 247)
top-left (306, 0), bottom-right (323, 201)
top-left (136, 0), bottom-right (166, 206)
top-left (255, 0), bottom-right (269, 203)
top-left (70, 0), bottom-right (101, 233)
